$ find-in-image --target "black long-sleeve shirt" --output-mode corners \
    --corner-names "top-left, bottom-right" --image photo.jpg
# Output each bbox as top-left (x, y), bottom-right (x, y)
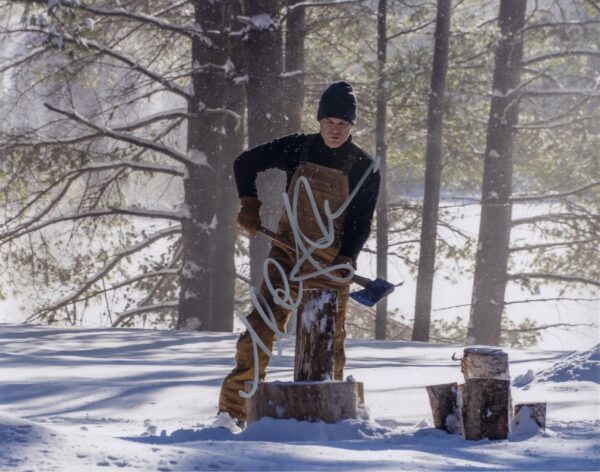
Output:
top-left (234, 133), bottom-right (380, 260)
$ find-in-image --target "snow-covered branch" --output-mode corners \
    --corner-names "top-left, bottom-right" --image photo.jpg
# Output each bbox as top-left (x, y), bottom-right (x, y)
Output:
top-left (27, 225), bottom-right (181, 323)
top-left (59, 1), bottom-right (210, 43)
top-left (4, 27), bottom-right (191, 100)
top-left (81, 160), bottom-right (184, 177)
top-left (109, 108), bottom-right (190, 132)
top-left (522, 88), bottom-right (600, 98)
top-left (108, 207), bottom-right (185, 222)
top-left (44, 103), bottom-right (193, 166)
top-left (287, 0), bottom-right (365, 11)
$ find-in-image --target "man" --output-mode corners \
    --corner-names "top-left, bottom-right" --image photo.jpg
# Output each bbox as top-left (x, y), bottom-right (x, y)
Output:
top-left (218, 81), bottom-right (380, 425)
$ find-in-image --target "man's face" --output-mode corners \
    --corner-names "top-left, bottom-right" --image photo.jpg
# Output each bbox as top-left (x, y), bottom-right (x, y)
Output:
top-left (319, 117), bottom-right (353, 149)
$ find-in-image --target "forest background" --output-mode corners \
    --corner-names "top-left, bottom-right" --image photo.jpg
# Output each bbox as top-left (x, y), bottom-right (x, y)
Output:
top-left (0, 0), bottom-right (598, 350)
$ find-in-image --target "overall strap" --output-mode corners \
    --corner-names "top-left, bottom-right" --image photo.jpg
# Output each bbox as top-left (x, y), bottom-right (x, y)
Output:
top-left (299, 134), bottom-right (318, 163)
top-left (341, 143), bottom-right (360, 175)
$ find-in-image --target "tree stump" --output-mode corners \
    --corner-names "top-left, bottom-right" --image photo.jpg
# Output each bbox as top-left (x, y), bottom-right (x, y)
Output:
top-left (461, 347), bottom-right (509, 380)
top-left (514, 403), bottom-right (546, 430)
top-left (426, 382), bottom-right (462, 434)
top-left (294, 289), bottom-right (337, 381)
top-left (245, 380), bottom-right (364, 424)
top-left (462, 378), bottom-right (511, 440)
top-left (245, 288), bottom-right (364, 425)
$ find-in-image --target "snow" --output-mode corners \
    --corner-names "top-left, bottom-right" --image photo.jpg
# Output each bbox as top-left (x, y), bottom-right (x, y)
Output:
top-left (0, 324), bottom-right (598, 471)
top-left (187, 149), bottom-right (208, 167)
top-left (248, 14), bottom-right (279, 31)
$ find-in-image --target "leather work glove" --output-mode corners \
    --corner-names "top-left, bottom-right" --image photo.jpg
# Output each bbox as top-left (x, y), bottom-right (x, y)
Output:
top-left (237, 196), bottom-right (262, 236)
top-left (331, 254), bottom-right (356, 279)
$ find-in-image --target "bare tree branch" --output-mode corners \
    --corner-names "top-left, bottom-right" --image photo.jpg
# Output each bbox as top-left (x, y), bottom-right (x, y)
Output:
top-left (109, 268), bottom-right (180, 291)
top-left (510, 273), bottom-right (600, 288)
top-left (522, 49), bottom-right (600, 67)
top-left (501, 322), bottom-right (595, 333)
top-left (0, 44), bottom-right (51, 73)
top-left (512, 213), bottom-right (599, 226)
top-left (521, 20), bottom-right (600, 32)
top-left (510, 238), bottom-right (600, 252)
top-left (111, 302), bottom-right (179, 327)
top-left (433, 297), bottom-right (600, 311)
top-left (511, 179), bottom-right (600, 202)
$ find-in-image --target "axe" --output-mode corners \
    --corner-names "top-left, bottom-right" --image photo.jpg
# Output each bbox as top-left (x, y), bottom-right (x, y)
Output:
top-left (257, 226), bottom-right (399, 307)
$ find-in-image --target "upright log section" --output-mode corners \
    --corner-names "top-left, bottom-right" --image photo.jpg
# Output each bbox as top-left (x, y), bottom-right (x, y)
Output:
top-left (246, 289), bottom-right (364, 424)
top-left (426, 382), bottom-right (461, 434)
top-left (461, 347), bottom-right (511, 440)
top-left (294, 289), bottom-right (336, 381)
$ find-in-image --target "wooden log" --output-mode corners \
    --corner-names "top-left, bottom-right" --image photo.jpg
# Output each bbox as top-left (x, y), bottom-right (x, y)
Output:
top-left (294, 289), bottom-right (337, 382)
top-left (245, 380), bottom-right (364, 424)
top-left (426, 382), bottom-right (462, 434)
top-left (514, 403), bottom-right (546, 430)
top-left (462, 378), bottom-right (511, 440)
top-left (461, 347), bottom-right (509, 381)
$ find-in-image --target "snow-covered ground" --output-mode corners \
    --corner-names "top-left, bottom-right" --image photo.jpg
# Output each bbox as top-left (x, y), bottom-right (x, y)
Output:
top-left (1, 324), bottom-right (598, 471)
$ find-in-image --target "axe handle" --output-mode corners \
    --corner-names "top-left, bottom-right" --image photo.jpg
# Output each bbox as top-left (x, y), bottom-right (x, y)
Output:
top-left (257, 226), bottom-right (371, 289)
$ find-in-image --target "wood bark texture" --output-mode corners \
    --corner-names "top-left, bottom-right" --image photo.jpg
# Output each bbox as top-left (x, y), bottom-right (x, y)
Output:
top-left (245, 380), bottom-right (364, 424)
top-left (426, 382), bottom-right (461, 434)
top-left (462, 378), bottom-right (511, 440)
top-left (294, 289), bottom-right (337, 381)
top-left (412, 0), bottom-right (452, 342)
top-left (375, 0), bottom-right (388, 340)
top-left (467, 0), bottom-right (527, 346)
top-left (461, 347), bottom-right (510, 380)
top-left (178, 1), bottom-right (229, 330)
top-left (245, 0), bottom-right (287, 287)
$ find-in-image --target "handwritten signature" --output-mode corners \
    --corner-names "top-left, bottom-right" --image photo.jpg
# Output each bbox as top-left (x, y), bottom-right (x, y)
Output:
top-left (237, 156), bottom-right (380, 398)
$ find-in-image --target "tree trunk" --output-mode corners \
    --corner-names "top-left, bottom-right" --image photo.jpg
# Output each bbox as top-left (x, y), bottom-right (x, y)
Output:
top-left (244, 0), bottom-right (286, 288)
top-left (467, 0), bottom-right (527, 346)
top-left (283, 0), bottom-right (306, 134)
top-left (209, 4), bottom-right (246, 332)
top-left (375, 0), bottom-right (388, 340)
top-left (412, 0), bottom-right (451, 342)
top-left (177, 0), bottom-right (228, 330)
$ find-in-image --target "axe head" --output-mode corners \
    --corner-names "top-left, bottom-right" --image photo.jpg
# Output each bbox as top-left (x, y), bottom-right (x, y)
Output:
top-left (349, 278), bottom-right (396, 307)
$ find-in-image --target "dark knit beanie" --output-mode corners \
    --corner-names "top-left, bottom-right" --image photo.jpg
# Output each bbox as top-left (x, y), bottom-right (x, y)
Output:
top-left (317, 81), bottom-right (357, 124)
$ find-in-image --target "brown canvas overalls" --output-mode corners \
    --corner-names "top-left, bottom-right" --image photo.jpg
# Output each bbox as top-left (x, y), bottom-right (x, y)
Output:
top-left (219, 135), bottom-right (359, 422)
